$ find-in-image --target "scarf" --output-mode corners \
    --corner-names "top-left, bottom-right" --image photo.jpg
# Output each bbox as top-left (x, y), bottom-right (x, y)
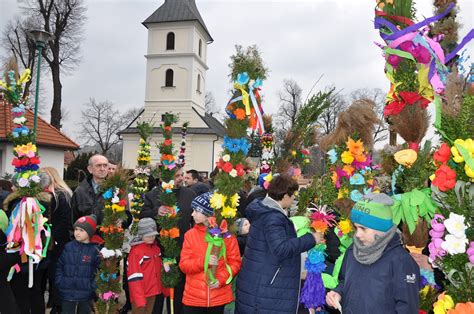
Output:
top-left (352, 225), bottom-right (398, 265)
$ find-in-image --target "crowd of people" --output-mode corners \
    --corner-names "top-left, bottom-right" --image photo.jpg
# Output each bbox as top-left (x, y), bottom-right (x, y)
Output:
top-left (0, 153), bottom-right (422, 314)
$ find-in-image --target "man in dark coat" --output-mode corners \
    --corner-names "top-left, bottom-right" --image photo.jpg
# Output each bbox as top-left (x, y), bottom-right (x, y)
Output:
top-left (71, 154), bottom-right (108, 224)
top-left (236, 174), bottom-right (321, 314)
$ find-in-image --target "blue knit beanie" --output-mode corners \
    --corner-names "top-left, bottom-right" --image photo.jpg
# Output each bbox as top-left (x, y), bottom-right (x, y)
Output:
top-left (191, 192), bottom-right (214, 217)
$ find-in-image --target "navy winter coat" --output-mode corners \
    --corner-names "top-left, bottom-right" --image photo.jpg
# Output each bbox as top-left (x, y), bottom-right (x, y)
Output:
top-left (55, 240), bottom-right (100, 302)
top-left (334, 232), bottom-right (420, 313)
top-left (235, 197), bottom-right (315, 314)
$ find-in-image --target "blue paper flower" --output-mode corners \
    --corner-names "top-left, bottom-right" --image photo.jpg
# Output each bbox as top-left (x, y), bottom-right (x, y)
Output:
top-left (349, 173), bottom-right (365, 185)
top-left (223, 136), bottom-right (250, 155)
top-left (327, 149), bottom-right (338, 164)
top-left (350, 190), bottom-right (363, 202)
top-left (236, 72), bottom-right (249, 85)
top-left (103, 188), bottom-right (113, 199)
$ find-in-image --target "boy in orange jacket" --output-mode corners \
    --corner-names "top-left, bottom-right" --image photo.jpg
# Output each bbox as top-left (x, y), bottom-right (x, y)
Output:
top-left (179, 192), bottom-right (241, 314)
top-left (127, 218), bottom-right (163, 314)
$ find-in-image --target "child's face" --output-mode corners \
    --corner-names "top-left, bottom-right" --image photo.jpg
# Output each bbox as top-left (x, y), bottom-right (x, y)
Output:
top-left (354, 223), bottom-right (384, 246)
top-left (143, 235), bottom-right (156, 244)
top-left (192, 210), bottom-right (208, 224)
top-left (74, 227), bottom-right (90, 243)
top-left (241, 220), bottom-right (250, 235)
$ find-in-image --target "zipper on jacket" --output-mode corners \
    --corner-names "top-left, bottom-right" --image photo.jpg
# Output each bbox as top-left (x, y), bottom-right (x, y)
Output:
top-left (270, 267), bottom-right (281, 285)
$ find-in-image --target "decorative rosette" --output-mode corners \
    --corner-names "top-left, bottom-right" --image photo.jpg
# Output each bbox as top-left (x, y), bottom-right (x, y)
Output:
top-left (212, 72), bottom-right (265, 228)
top-left (130, 121), bottom-right (153, 234)
top-left (156, 113), bottom-right (181, 288)
top-left (260, 132), bottom-right (274, 174)
top-left (96, 170), bottom-right (129, 313)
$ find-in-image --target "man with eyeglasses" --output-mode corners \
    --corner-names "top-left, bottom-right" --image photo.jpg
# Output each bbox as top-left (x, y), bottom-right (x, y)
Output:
top-left (72, 154), bottom-right (109, 224)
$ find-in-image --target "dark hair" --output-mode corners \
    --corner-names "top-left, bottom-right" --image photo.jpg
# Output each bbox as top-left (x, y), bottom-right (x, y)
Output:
top-left (187, 169), bottom-right (200, 182)
top-left (0, 179), bottom-right (13, 193)
top-left (267, 174), bottom-right (299, 201)
top-left (108, 159), bottom-right (118, 166)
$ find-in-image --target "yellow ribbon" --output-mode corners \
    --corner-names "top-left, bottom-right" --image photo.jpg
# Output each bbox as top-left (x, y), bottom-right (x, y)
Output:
top-left (233, 83), bottom-right (251, 115)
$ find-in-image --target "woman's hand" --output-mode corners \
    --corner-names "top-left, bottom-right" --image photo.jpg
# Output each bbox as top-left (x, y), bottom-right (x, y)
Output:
top-left (312, 232), bottom-right (325, 244)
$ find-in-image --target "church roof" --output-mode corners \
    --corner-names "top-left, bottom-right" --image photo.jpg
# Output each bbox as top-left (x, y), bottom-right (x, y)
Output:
top-left (119, 107), bottom-right (225, 138)
top-left (143, 0), bottom-right (213, 42)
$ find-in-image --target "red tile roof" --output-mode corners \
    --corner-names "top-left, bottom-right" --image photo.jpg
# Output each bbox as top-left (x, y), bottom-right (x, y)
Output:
top-left (0, 100), bottom-right (80, 150)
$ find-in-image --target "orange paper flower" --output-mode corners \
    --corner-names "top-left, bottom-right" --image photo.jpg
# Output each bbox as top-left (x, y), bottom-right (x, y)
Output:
top-left (234, 108), bottom-right (246, 120)
top-left (343, 165), bottom-right (355, 176)
top-left (347, 137), bottom-right (364, 156)
top-left (161, 154), bottom-right (175, 162)
top-left (448, 302), bottom-right (474, 314)
top-left (311, 220), bottom-right (329, 233)
top-left (160, 227), bottom-right (180, 239)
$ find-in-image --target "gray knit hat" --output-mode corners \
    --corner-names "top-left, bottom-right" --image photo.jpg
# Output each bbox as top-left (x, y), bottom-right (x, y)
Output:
top-left (137, 218), bottom-right (159, 237)
top-left (235, 218), bottom-right (249, 235)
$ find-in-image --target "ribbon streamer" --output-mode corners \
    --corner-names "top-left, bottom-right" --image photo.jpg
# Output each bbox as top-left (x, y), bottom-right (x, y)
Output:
top-left (204, 233), bottom-right (233, 285)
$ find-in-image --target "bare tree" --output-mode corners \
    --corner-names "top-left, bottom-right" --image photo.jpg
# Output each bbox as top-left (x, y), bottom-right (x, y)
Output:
top-left (275, 79), bottom-right (303, 132)
top-left (349, 88), bottom-right (387, 144)
top-left (1, 17), bottom-right (37, 99)
top-left (6, 0), bottom-right (88, 130)
top-left (80, 98), bottom-right (129, 156)
top-left (318, 93), bottom-right (348, 135)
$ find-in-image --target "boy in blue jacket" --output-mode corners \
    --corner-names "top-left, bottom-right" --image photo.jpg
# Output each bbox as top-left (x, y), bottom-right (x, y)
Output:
top-left (56, 215), bottom-right (100, 314)
top-left (326, 194), bottom-right (419, 313)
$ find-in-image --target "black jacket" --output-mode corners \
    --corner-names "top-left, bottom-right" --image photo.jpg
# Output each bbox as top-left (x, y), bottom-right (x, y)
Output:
top-left (71, 177), bottom-right (104, 225)
top-left (235, 197), bottom-right (316, 314)
top-left (48, 191), bottom-right (73, 257)
top-left (140, 186), bottom-right (196, 247)
top-left (0, 230), bottom-right (21, 314)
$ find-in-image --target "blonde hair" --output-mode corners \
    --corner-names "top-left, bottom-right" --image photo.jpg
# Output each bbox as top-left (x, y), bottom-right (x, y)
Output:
top-left (40, 167), bottom-right (73, 198)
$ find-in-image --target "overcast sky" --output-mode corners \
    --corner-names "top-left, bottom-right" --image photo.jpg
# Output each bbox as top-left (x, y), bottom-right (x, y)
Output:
top-left (1, 0), bottom-right (473, 145)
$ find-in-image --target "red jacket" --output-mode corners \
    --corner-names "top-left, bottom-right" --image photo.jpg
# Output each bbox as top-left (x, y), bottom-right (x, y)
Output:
top-left (127, 242), bottom-right (163, 307)
top-left (179, 224), bottom-right (241, 307)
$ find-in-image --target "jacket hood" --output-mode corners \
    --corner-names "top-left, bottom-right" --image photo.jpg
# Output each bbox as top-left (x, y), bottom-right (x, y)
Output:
top-left (246, 197), bottom-right (286, 222)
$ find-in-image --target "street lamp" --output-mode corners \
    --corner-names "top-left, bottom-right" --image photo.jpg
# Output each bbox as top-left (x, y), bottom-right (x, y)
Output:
top-left (28, 29), bottom-right (53, 143)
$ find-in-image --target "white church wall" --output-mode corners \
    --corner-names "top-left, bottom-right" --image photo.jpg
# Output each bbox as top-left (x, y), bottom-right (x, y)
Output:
top-left (148, 23), bottom-right (192, 54)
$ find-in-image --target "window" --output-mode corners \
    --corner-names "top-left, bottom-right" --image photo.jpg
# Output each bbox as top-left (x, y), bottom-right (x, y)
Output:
top-left (197, 74), bottom-right (201, 92)
top-left (165, 69), bottom-right (174, 87)
top-left (166, 32), bottom-right (175, 50)
top-left (198, 39), bottom-right (202, 57)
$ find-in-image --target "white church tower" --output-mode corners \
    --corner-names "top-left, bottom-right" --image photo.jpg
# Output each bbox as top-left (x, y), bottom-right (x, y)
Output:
top-left (121, 0), bottom-right (225, 176)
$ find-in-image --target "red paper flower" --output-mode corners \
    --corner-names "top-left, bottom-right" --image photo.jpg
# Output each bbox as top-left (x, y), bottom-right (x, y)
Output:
top-left (118, 199), bottom-right (127, 207)
top-left (433, 143), bottom-right (451, 164)
top-left (163, 139), bottom-right (172, 146)
top-left (384, 91), bottom-right (431, 116)
top-left (222, 162), bottom-right (233, 173)
top-left (235, 164), bottom-right (245, 176)
top-left (216, 159), bottom-right (225, 169)
top-left (432, 165), bottom-right (456, 192)
top-left (29, 157), bottom-right (40, 165)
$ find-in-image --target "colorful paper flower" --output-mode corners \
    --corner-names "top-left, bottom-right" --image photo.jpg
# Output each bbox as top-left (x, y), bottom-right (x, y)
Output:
top-left (434, 143), bottom-right (451, 164)
top-left (443, 213), bottom-right (468, 238)
top-left (210, 193), bottom-right (226, 209)
top-left (327, 149), bottom-right (338, 164)
top-left (428, 238), bottom-right (446, 262)
top-left (349, 173), bottom-right (365, 185)
top-left (447, 302), bottom-right (474, 314)
top-left (222, 154), bottom-right (231, 162)
top-left (467, 242), bottom-right (474, 264)
top-left (236, 72), bottom-right (250, 85)
top-left (432, 165), bottom-right (456, 192)
top-left (221, 206), bottom-right (237, 218)
top-left (341, 151), bottom-right (354, 164)
top-left (347, 137), bottom-right (364, 155)
top-left (229, 193), bottom-right (240, 208)
top-left (350, 189), bottom-right (363, 202)
top-left (433, 293), bottom-right (454, 314)
top-left (394, 149), bottom-right (418, 168)
top-left (337, 218), bottom-right (352, 236)
top-left (234, 108), bottom-right (246, 120)
top-left (440, 234), bottom-right (468, 255)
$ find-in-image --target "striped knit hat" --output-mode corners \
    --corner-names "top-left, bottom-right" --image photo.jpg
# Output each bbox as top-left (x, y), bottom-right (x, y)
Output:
top-left (191, 192), bottom-right (214, 217)
top-left (350, 193), bottom-right (394, 232)
top-left (74, 215), bottom-right (97, 238)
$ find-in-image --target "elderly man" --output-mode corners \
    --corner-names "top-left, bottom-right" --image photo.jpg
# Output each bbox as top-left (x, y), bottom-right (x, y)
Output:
top-left (71, 154), bottom-right (108, 224)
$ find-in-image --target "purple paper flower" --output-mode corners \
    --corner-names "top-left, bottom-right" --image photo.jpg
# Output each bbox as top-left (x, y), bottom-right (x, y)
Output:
top-left (428, 238), bottom-right (446, 262)
top-left (399, 41), bottom-right (415, 53)
top-left (387, 54), bottom-right (402, 68)
top-left (412, 45), bottom-right (431, 64)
